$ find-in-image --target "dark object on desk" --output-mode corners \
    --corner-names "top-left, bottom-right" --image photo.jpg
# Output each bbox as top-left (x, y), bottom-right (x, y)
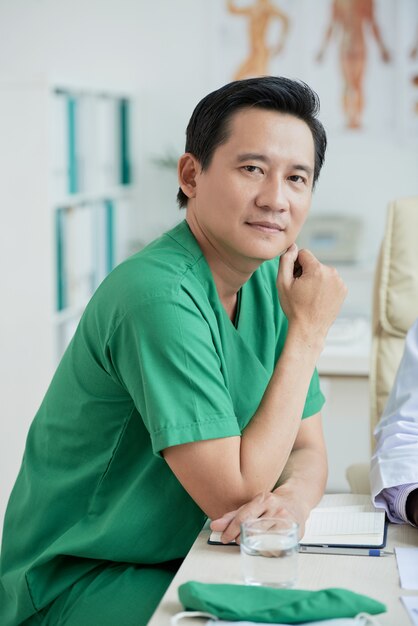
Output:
top-left (178, 581), bottom-right (386, 623)
top-left (406, 488), bottom-right (418, 527)
top-left (208, 531), bottom-right (237, 546)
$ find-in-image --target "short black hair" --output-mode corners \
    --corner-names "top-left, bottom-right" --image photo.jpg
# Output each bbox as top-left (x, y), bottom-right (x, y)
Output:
top-left (177, 76), bottom-right (327, 208)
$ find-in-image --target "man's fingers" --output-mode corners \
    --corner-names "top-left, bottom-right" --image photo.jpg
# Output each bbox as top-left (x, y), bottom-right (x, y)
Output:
top-left (217, 497), bottom-right (272, 544)
top-left (220, 512), bottom-right (260, 544)
top-left (210, 510), bottom-right (237, 532)
top-left (279, 246), bottom-right (320, 287)
top-left (295, 247), bottom-right (317, 270)
top-left (279, 243), bottom-right (299, 285)
top-left (211, 491), bottom-right (305, 545)
top-left (293, 258), bottom-right (303, 279)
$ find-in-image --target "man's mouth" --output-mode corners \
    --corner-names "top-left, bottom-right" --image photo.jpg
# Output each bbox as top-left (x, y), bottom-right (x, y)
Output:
top-left (246, 221), bottom-right (286, 233)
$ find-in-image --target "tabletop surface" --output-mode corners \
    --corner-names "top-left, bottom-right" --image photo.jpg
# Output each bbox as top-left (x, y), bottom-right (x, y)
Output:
top-left (148, 517), bottom-right (418, 625)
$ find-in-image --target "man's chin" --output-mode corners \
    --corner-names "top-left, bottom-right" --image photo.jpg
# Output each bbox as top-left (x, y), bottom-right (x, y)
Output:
top-left (257, 244), bottom-right (291, 261)
top-left (241, 239), bottom-right (293, 264)
top-left (253, 250), bottom-right (286, 263)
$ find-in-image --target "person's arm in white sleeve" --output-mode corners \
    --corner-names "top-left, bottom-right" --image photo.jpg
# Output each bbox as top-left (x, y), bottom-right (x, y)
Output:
top-left (377, 484), bottom-right (418, 526)
top-left (370, 319), bottom-right (418, 526)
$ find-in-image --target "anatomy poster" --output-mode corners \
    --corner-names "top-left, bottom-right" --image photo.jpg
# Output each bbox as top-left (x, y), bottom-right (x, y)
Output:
top-left (213, 0), bottom-right (417, 139)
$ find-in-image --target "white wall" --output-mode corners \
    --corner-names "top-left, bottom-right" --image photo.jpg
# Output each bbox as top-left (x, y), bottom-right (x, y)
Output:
top-left (134, 0), bottom-right (418, 265)
top-left (2, 0), bottom-right (416, 251)
top-left (1, 0), bottom-right (418, 528)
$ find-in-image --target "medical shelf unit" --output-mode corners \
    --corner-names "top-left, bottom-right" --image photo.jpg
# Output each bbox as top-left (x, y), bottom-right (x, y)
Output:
top-left (1, 80), bottom-right (135, 397)
top-left (51, 87), bottom-right (134, 359)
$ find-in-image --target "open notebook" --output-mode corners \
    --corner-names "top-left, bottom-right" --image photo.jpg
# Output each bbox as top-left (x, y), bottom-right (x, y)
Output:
top-left (299, 493), bottom-right (387, 553)
top-left (208, 494), bottom-right (387, 554)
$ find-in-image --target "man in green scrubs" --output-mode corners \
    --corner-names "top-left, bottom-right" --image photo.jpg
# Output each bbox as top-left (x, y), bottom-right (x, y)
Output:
top-left (0, 76), bottom-right (347, 625)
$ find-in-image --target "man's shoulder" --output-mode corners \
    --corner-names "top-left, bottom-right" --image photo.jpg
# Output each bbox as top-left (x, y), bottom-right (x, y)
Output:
top-left (92, 221), bottom-right (207, 311)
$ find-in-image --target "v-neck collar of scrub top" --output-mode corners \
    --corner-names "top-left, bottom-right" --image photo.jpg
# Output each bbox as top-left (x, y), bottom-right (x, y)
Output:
top-left (167, 220), bottom-right (275, 430)
top-left (167, 219), bottom-right (248, 333)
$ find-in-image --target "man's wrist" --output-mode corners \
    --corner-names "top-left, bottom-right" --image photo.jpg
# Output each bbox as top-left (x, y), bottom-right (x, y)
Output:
top-left (405, 489), bottom-right (418, 527)
top-left (272, 481), bottom-right (311, 522)
top-left (285, 323), bottom-right (325, 361)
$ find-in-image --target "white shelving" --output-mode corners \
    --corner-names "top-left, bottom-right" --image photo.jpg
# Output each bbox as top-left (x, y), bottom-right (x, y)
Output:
top-left (0, 78), bottom-right (136, 389)
top-left (49, 85), bottom-right (135, 359)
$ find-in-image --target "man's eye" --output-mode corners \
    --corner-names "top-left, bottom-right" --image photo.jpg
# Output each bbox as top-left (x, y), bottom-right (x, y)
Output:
top-left (243, 165), bottom-right (262, 174)
top-left (288, 175), bottom-right (305, 183)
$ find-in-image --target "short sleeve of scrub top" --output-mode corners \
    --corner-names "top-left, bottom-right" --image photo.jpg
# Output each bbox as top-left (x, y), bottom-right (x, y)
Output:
top-left (106, 289), bottom-right (242, 455)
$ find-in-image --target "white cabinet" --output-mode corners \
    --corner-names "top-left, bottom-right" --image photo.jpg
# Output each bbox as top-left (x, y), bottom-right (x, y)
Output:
top-left (320, 375), bottom-right (370, 493)
top-left (49, 86), bottom-right (134, 358)
top-left (0, 80), bottom-right (136, 533)
top-left (1, 81), bottom-right (135, 366)
top-left (318, 317), bottom-right (372, 493)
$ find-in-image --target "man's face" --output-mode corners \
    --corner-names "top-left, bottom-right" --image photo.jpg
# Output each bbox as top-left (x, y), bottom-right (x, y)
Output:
top-left (186, 107), bottom-right (315, 272)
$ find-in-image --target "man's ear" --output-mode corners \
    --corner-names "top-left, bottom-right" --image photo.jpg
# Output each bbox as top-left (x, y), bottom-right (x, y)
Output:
top-left (178, 153), bottom-right (200, 200)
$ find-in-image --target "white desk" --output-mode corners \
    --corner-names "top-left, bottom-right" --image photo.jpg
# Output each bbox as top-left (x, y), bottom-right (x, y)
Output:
top-left (149, 521), bottom-right (418, 625)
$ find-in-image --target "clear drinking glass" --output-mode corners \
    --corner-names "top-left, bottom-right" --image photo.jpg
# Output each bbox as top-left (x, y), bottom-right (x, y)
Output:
top-left (240, 517), bottom-right (299, 588)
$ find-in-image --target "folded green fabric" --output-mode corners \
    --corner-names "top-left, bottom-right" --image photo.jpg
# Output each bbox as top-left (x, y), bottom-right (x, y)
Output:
top-left (178, 582), bottom-right (386, 624)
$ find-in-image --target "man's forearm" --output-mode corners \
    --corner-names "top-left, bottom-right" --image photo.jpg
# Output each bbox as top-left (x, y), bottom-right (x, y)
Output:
top-left (273, 445), bottom-right (328, 524)
top-left (236, 243), bottom-right (345, 503)
top-left (239, 324), bottom-right (324, 497)
top-left (210, 434), bottom-right (328, 542)
top-left (164, 248), bottom-right (345, 521)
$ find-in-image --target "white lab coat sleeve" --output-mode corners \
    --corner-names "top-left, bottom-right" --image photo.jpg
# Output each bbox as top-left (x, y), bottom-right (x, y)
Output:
top-left (370, 319), bottom-right (418, 507)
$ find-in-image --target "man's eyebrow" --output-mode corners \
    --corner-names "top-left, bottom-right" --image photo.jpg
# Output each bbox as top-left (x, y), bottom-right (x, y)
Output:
top-left (293, 164), bottom-right (314, 176)
top-left (236, 153), bottom-right (270, 163)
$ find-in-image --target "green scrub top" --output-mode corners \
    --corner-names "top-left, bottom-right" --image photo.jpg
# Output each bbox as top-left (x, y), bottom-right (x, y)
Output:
top-left (0, 220), bottom-right (324, 624)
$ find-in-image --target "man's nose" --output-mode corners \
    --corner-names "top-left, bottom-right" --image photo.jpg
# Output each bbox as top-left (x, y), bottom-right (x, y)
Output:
top-left (255, 178), bottom-right (290, 212)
